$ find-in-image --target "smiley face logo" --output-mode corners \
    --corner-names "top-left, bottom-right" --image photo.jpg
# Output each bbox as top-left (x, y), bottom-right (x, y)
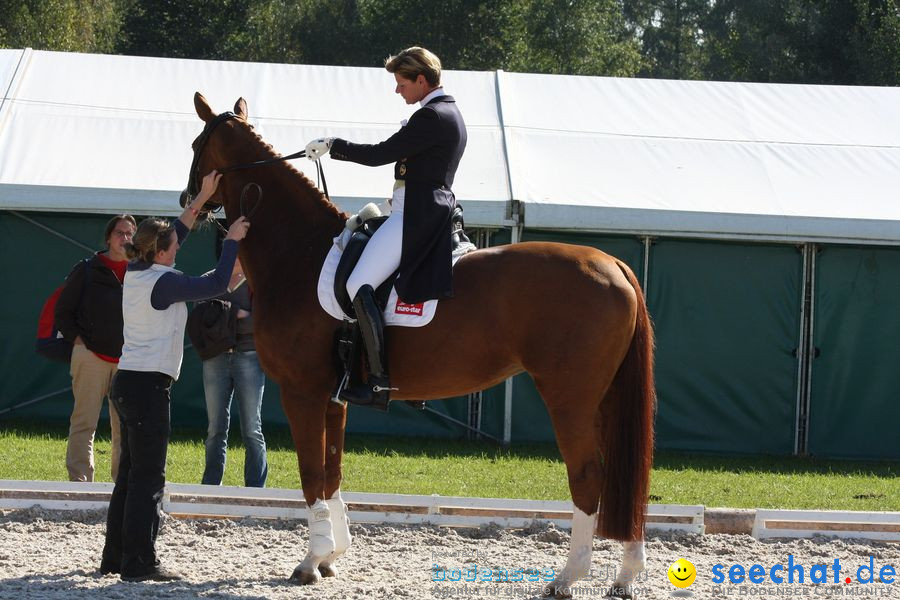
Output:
top-left (667, 558), bottom-right (696, 588)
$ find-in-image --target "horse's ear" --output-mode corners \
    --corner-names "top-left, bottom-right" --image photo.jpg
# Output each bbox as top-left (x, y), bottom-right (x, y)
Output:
top-left (194, 92), bottom-right (215, 123)
top-left (234, 98), bottom-right (248, 119)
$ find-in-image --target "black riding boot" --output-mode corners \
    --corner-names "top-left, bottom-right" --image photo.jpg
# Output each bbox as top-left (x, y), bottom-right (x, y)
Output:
top-left (339, 285), bottom-right (392, 411)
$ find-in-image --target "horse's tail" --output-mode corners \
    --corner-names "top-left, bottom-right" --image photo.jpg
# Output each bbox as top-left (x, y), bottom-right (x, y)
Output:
top-left (597, 262), bottom-right (656, 541)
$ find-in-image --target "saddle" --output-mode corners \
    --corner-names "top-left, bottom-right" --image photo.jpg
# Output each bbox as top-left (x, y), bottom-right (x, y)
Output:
top-left (332, 205), bottom-right (472, 317)
top-left (332, 205), bottom-right (473, 410)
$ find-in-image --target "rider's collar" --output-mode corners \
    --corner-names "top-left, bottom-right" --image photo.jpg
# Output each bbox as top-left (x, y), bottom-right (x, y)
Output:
top-left (420, 88), bottom-right (446, 107)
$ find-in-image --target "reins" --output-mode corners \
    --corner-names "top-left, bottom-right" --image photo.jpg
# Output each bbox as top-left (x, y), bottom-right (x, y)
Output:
top-left (208, 181), bottom-right (266, 237)
top-left (219, 150), bottom-right (330, 202)
top-left (185, 111), bottom-right (330, 234)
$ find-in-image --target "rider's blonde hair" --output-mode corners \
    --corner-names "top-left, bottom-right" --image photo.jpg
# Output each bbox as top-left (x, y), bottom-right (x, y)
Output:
top-left (384, 47), bottom-right (442, 87)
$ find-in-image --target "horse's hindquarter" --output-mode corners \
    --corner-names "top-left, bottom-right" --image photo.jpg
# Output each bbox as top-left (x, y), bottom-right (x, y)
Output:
top-left (389, 242), bottom-right (639, 400)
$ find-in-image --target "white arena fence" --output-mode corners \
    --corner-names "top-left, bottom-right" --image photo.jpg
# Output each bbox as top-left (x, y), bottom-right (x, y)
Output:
top-left (0, 479), bottom-right (703, 533)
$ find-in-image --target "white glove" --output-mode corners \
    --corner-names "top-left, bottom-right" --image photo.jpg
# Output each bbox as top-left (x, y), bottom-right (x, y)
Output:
top-left (305, 137), bottom-right (333, 161)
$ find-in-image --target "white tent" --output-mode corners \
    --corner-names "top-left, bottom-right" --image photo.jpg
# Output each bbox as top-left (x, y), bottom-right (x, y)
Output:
top-left (2, 48), bottom-right (900, 243)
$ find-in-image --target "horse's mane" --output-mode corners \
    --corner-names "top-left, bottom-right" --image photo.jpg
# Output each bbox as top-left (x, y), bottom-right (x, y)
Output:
top-left (234, 118), bottom-right (345, 221)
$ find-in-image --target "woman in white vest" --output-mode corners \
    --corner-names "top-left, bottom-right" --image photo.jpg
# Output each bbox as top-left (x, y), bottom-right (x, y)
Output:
top-left (100, 171), bottom-right (249, 582)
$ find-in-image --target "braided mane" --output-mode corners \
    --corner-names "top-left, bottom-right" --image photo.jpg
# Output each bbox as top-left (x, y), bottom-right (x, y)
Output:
top-left (233, 116), bottom-right (345, 221)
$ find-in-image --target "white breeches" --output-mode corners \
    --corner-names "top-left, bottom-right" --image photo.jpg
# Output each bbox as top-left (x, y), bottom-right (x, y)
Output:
top-left (346, 187), bottom-right (404, 300)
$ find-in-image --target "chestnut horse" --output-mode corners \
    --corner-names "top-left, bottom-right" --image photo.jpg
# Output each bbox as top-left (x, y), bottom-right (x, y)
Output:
top-left (186, 93), bottom-right (655, 598)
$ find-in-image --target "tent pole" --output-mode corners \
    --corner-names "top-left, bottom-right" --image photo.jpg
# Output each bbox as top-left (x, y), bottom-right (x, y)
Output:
top-left (502, 205), bottom-right (520, 446)
top-left (800, 245), bottom-right (818, 455)
top-left (496, 69), bottom-right (519, 446)
top-left (422, 406), bottom-right (499, 443)
top-left (793, 243), bottom-right (816, 456)
top-left (0, 386), bottom-right (71, 416)
top-left (641, 236), bottom-right (652, 294)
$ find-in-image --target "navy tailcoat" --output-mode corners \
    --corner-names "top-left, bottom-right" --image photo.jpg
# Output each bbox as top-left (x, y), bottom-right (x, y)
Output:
top-left (330, 95), bottom-right (467, 303)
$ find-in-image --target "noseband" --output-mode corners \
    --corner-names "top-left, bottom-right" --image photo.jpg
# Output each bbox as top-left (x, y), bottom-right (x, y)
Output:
top-left (182, 111), bottom-right (329, 221)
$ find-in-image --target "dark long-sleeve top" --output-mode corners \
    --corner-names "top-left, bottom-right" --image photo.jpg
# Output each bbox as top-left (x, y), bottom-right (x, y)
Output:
top-left (330, 94), bottom-right (466, 189)
top-left (126, 220), bottom-right (239, 310)
top-left (200, 273), bottom-right (255, 353)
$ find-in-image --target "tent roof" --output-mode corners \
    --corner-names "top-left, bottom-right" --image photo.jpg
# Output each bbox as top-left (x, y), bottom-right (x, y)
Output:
top-left (2, 48), bottom-right (900, 243)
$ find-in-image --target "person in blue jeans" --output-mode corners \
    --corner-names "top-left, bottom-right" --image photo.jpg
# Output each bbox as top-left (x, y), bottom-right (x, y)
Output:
top-left (200, 256), bottom-right (268, 487)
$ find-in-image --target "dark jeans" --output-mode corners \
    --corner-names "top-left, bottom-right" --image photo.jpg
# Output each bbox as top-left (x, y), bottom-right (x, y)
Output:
top-left (102, 369), bottom-right (172, 577)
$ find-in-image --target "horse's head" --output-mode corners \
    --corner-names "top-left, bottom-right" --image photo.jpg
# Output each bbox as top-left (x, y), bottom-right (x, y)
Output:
top-left (180, 93), bottom-right (251, 223)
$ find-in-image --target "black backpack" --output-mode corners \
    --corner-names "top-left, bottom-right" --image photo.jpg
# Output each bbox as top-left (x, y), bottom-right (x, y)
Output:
top-left (186, 299), bottom-right (237, 361)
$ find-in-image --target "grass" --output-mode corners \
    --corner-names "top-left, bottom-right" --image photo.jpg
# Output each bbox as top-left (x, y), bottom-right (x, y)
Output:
top-left (1, 419), bottom-right (897, 511)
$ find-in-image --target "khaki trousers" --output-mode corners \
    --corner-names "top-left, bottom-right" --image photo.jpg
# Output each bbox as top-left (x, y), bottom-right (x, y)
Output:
top-left (66, 344), bottom-right (121, 481)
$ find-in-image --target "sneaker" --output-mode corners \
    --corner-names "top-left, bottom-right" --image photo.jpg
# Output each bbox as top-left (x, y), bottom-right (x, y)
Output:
top-left (121, 567), bottom-right (183, 582)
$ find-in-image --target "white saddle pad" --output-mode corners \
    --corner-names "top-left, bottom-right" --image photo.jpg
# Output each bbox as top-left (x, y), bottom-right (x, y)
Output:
top-left (316, 235), bottom-right (469, 327)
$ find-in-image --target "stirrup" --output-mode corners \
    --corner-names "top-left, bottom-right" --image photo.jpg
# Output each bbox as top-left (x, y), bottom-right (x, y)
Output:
top-left (330, 372), bottom-right (350, 406)
top-left (338, 379), bottom-right (394, 412)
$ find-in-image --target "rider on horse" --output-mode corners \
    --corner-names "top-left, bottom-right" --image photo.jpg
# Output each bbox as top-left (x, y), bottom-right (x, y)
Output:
top-left (305, 46), bottom-right (468, 411)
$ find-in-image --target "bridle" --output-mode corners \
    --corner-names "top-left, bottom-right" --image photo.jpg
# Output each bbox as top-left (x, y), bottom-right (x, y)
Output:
top-left (182, 111), bottom-right (330, 227)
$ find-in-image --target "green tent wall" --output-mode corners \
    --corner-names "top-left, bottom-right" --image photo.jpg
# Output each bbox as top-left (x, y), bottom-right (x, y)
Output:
top-left (649, 240), bottom-right (801, 455)
top-left (4, 211), bottom-right (900, 459)
top-left (1, 210), bottom-right (218, 427)
top-left (808, 246), bottom-right (900, 459)
top-left (0, 211), bottom-right (492, 440)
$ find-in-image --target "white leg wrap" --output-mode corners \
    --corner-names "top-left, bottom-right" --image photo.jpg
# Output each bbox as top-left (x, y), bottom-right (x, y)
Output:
top-left (325, 490), bottom-right (352, 559)
top-left (305, 498), bottom-right (335, 558)
top-left (549, 506), bottom-right (596, 596)
top-left (614, 540), bottom-right (646, 587)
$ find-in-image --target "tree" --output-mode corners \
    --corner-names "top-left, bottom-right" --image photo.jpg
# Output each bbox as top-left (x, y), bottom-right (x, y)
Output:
top-left (0, 0), bottom-right (125, 53)
top-left (624, 0), bottom-right (708, 79)
top-left (818, 0), bottom-right (900, 85)
top-left (701, 0), bottom-right (900, 85)
top-left (116, 0), bottom-right (251, 60)
top-left (513, 0), bottom-right (643, 76)
top-left (230, 0), bottom-right (642, 77)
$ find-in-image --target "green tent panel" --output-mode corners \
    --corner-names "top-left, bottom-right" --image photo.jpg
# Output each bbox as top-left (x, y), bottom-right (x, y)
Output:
top-left (8, 214), bottom-right (856, 458)
top-left (808, 246), bottom-right (900, 459)
top-left (1, 211), bottom-right (220, 426)
top-left (650, 240), bottom-right (801, 455)
top-left (2, 211), bottom-right (504, 441)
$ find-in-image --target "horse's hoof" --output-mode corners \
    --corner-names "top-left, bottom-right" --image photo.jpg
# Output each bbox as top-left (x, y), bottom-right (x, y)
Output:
top-left (318, 563), bottom-right (337, 577)
top-left (289, 566), bottom-right (321, 585)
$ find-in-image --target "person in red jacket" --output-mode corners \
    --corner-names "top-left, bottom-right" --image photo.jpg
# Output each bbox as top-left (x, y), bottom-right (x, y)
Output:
top-left (305, 46), bottom-right (467, 411)
top-left (55, 214), bottom-right (136, 482)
